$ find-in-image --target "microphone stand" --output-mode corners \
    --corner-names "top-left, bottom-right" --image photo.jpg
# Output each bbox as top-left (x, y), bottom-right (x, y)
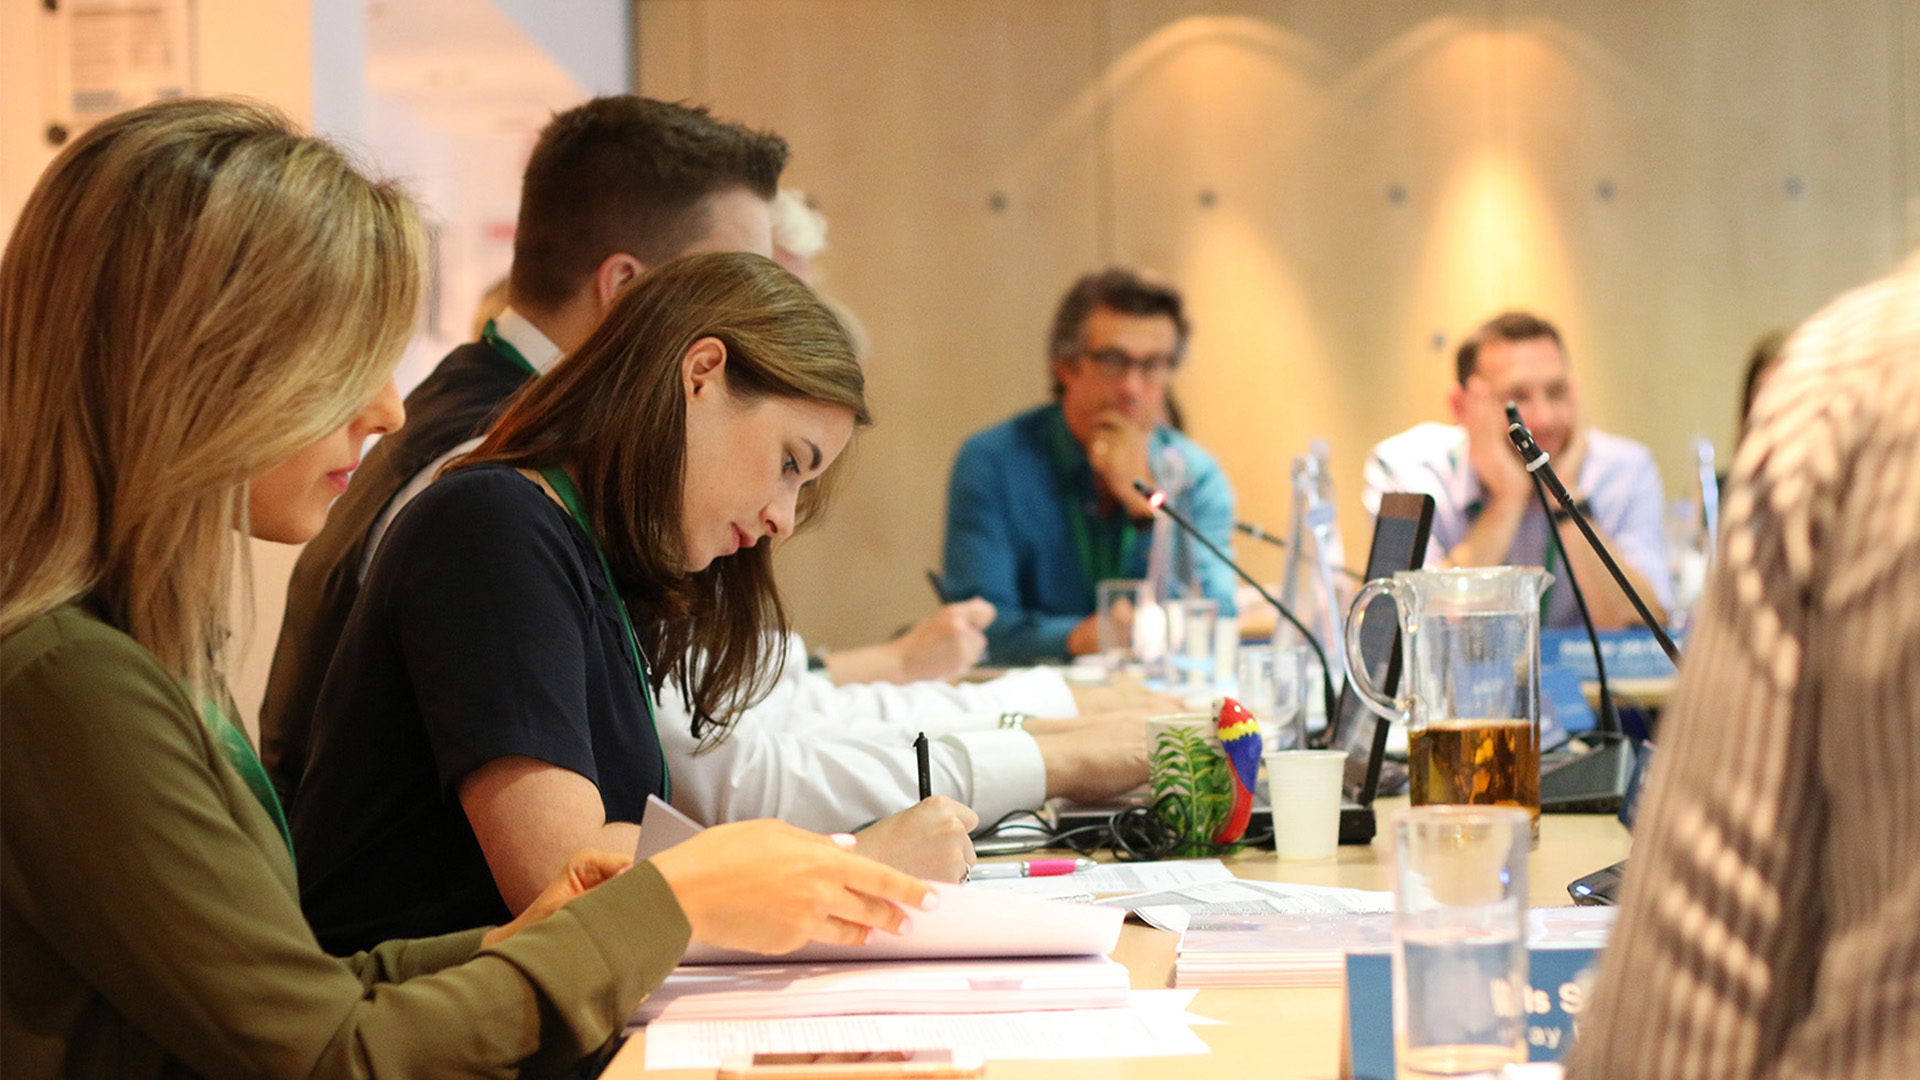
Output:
top-left (1504, 405), bottom-right (1681, 665)
top-left (1505, 405), bottom-right (1675, 816)
top-left (1134, 481), bottom-right (1340, 734)
top-left (1528, 472), bottom-right (1627, 740)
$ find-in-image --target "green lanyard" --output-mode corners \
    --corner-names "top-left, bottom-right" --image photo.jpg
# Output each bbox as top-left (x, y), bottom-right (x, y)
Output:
top-left (1045, 409), bottom-right (1140, 601)
top-left (481, 318), bottom-right (540, 377)
top-left (201, 697), bottom-right (295, 863)
top-left (535, 465), bottom-right (671, 800)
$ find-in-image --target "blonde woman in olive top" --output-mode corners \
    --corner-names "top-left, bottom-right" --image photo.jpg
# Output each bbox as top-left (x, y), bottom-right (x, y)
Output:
top-left (0, 98), bottom-right (930, 1079)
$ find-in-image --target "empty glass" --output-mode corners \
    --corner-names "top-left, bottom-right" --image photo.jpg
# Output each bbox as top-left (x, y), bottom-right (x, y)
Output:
top-left (1095, 579), bottom-right (1150, 674)
top-left (1392, 806), bottom-right (1531, 1079)
top-left (1239, 639), bottom-right (1309, 752)
top-left (1163, 597), bottom-right (1219, 694)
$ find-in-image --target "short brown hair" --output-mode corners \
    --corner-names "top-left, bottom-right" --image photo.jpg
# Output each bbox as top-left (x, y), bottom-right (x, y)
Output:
top-left (509, 96), bottom-right (789, 312)
top-left (459, 252), bottom-right (866, 741)
top-left (1454, 311), bottom-right (1566, 385)
top-left (1046, 267), bottom-right (1189, 394)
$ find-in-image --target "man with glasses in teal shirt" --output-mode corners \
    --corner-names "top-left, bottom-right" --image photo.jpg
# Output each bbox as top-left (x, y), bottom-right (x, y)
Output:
top-left (942, 268), bottom-right (1238, 664)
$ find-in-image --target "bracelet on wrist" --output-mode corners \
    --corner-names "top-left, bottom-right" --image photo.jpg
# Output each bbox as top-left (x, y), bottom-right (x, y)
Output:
top-left (1550, 498), bottom-right (1593, 525)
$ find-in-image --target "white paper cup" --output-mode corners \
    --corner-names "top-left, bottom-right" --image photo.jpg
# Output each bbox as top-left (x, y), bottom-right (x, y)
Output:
top-left (1267, 749), bottom-right (1348, 860)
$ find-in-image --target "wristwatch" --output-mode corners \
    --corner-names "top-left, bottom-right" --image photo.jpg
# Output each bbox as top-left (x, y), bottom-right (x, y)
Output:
top-left (1550, 498), bottom-right (1593, 526)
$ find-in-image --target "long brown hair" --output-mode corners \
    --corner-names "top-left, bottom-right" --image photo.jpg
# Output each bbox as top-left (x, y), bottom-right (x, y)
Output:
top-left (458, 251), bottom-right (868, 738)
top-left (0, 98), bottom-right (424, 698)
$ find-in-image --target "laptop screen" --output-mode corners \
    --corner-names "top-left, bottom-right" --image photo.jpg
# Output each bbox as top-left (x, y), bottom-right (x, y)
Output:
top-left (1330, 492), bottom-right (1434, 803)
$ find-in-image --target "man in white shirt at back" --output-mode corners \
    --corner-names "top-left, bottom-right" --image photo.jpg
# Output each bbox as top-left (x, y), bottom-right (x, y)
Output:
top-left (1362, 310), bottom-right (1671, 630)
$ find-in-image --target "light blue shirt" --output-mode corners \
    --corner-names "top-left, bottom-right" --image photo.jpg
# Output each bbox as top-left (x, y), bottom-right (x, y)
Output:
top-left (943, 404), bottom-right (1238, 664)
top-left (1361, 422), bottom-right (1672, 628)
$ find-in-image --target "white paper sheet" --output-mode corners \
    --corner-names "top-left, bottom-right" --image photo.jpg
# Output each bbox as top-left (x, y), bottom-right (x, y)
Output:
top-left (963, 858), bottom-right (1236, 899)
top-left (631, 957), bottom-right (1131, 1024)
top-left (1109, 879), bottom-right (1394, 929)
top-left (638, 798), bottom-right (1124, 965)
top-left (633, 795), bottom-right (703, 860)
top-left (642, 997), bottom-right (1212, 1070)
top-left (683, 879), bottom-right (1123, 965)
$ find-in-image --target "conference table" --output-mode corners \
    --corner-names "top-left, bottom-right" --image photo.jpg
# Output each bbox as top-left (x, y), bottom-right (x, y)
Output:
top-left (605, 797), bottom-right (1631, 1079)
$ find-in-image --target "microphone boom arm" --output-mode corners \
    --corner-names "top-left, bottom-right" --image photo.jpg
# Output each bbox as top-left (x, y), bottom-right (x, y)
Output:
top-left (1504, 406), bottom-right (1681, 667)
top-left (1134, 481), bottom-right (1341, 731)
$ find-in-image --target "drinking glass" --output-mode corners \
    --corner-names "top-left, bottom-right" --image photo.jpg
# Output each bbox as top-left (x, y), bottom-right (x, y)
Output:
top-left (1095, 579), bottom-right (1149, 674)
top-left (1392, 806), bottom-right (1531, 1080)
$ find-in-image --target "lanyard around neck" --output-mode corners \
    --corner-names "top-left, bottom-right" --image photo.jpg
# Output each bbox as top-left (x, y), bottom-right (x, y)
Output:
top-left (1045, 409), bottom-right (1140, 595)
top-left (481, 319), bottom-right (539, 377)
top-left (535, 465), bottom-right (670, 799)
top-left (201, 697), bottom-right (296, 862)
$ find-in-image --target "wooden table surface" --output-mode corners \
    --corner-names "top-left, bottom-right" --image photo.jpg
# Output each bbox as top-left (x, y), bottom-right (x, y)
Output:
top-left (604, 798), bottom-right (1631, 1080)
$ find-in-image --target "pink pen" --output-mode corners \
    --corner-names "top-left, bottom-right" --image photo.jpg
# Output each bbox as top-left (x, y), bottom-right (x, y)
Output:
top-left (966, 858), bottom-right (1096, 881)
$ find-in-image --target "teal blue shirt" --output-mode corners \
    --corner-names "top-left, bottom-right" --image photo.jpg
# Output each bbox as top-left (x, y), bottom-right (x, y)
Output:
top-left (942, 404), bottom-right (1238, 663)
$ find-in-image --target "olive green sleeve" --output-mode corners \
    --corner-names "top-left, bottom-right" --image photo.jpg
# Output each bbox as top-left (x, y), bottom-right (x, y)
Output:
top-left (2, 624), bottom-right (689, 1080)
top-left (342, 928), bottom-right (489, 987)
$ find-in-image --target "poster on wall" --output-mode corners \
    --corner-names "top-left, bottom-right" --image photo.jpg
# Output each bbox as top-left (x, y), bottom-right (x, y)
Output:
top-left (64, 0), bottom-right (196, 127)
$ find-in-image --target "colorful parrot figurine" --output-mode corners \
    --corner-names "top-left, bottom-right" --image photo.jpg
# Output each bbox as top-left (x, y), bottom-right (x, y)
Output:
top-left (1213, 696), bottom-right (1263, 844)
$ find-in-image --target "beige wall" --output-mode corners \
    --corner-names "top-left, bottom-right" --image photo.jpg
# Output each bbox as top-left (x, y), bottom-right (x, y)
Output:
top-left (638, 0), bottom-right (1916, 652)
top-left (3, 1), bottom-right (314, 735)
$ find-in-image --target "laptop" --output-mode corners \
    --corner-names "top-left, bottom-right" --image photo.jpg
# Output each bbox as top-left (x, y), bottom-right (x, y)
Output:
top-left (1329, 492), bottom-right (1434, 844)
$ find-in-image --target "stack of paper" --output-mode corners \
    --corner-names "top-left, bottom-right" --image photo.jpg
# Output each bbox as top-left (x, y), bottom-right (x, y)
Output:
top-left (640, 993), bottom-right (1214, 1069)
top-left (629, 870), bottom-right (1207, 1068)
top-left (631, 957), bottom-right (1132, 1024)
top-left (1171, 911), bottom-right (1395, 988)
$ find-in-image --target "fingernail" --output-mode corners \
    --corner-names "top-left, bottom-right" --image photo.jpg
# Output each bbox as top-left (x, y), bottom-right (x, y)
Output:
top-left (918, 890), bottom-right (941, 911)
top-left (894, 914), bottom-right (914, 936)
top-left (830, 833), bottom-right (857, 849)
top-left (864, 927), bottom-right (876, 945)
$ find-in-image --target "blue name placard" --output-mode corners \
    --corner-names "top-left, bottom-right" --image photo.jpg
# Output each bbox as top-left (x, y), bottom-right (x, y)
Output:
top-left (1540, 627), bottom-right (1681, 682)
top-left (1345, 947), bottom-right (1602, 1080)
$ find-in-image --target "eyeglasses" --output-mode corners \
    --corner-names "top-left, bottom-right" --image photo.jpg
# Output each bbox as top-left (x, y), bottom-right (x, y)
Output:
top-left (1079, 348), bottom-right (1182, 381)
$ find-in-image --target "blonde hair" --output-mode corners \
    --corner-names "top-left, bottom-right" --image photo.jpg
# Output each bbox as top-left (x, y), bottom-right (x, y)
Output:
top-left (0, 98), bottom-right (424, 698)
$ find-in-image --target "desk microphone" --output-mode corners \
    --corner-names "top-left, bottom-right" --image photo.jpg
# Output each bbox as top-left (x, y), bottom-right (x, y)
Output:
top-left (1506, 404), bottom-right (1678, 821)
top-left (1133, 480), bottom-right (1340, 734)
top-left (1234, 520), bottom-right (1366, 582)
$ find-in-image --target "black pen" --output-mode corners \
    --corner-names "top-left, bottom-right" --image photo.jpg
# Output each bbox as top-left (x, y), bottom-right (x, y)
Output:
top-left (925, 569), bottom-right (953, 605)
top-left (914, 731), bottom-right (932, 801)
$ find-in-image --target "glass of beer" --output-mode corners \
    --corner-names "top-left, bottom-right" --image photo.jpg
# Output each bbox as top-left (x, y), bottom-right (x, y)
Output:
top-left (1344, 567), bottom-right (1551, 837)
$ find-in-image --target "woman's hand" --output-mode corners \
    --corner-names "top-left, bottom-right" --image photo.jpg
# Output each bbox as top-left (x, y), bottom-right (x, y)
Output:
top-left (481, 849), bottom-right (633, 949)
top-left (650, 820), bottom-right (938, 954)
top-left (851, 796), bottom-right (979, 883)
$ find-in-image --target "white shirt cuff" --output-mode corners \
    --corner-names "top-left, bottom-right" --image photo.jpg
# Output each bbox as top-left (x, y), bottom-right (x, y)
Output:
top-left (939, 730), bottom-right (1047, 825)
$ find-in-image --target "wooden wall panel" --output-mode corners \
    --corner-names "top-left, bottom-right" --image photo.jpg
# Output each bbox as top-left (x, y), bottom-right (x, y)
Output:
top-left (637, 0), bottom-right (1912, 651)
top-left (641, 1), bottom-right (1108, 649)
